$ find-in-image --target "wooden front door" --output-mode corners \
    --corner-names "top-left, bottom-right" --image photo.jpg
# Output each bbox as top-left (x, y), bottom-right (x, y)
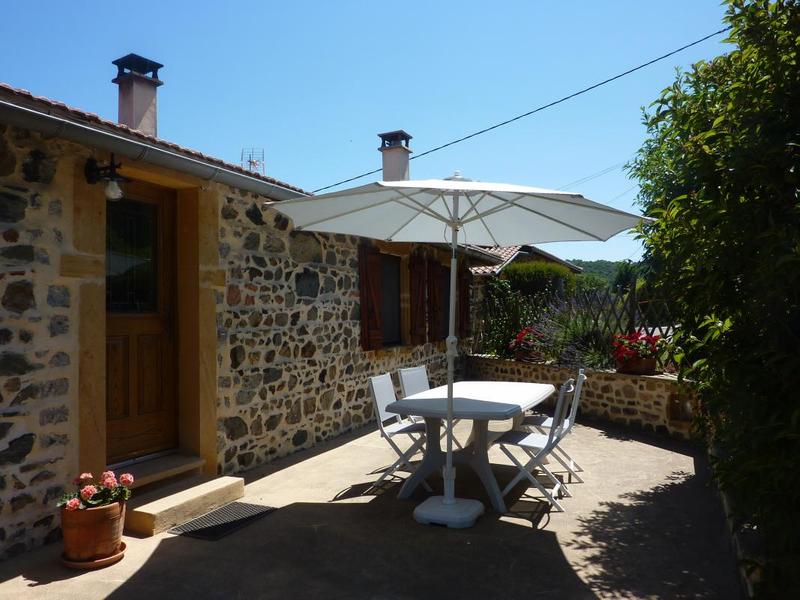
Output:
top-left (106, 181), bottom-right (177, 464)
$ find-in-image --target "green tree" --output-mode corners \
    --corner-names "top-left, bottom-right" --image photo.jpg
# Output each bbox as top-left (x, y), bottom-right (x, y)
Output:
top-left (575, 272), bottom-right (608, 293)
top-left (611, 260), bottom-right (639, 292)
top-left (570, 259), bottom-right (631, 283)
top-left (629, 1), bottom-right (800, 594)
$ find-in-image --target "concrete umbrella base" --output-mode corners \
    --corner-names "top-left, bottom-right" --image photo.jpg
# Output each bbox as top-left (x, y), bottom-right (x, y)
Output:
top-left (414, 496), bottom-right (484, 529)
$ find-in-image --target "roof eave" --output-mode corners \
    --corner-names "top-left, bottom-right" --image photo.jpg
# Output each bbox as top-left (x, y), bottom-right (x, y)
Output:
top-left (0, 96), bottom-right (308, 201)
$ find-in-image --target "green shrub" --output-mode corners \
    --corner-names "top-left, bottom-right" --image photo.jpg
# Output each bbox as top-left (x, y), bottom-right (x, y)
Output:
top-left (535, 302), bottom-right (615, 369)
top-left (478, 278), bottom-right (615, 370)
top-left (502, 261), bottom-right (576, 299)
top-left (630, 1), bottom-right (800, 593)
top-left (478, 277), bottom-right (546, 358)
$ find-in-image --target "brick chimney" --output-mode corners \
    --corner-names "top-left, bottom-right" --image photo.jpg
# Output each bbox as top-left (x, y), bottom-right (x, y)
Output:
top-left (378, 130), bottom-right (412, 181)
top-left (112, 54), bottom-right (163, 137)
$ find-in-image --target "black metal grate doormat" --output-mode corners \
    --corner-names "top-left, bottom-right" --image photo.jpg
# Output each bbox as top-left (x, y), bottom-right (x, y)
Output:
top-left (168, 502), bottom-right (277, 541)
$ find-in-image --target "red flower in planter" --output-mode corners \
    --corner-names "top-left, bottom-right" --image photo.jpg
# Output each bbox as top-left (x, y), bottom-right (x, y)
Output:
top-left (509, 326), bottom-right (548, 362)
top-left (612, 332), bottom-right (665, 362)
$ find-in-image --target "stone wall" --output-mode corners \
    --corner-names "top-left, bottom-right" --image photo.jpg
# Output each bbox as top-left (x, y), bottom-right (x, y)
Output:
top-left (467, 355), bottom-right (694, 438)
top-left (0, 122), bottom-right (458, 559)
top-left (215, 193), bottom-right (454, 472)
top-left (0, 126), bottom-right (85, 558)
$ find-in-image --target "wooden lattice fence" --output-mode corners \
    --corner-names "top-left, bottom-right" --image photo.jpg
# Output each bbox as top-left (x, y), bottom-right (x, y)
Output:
top-left (562, 287), bottom-right (675, 338)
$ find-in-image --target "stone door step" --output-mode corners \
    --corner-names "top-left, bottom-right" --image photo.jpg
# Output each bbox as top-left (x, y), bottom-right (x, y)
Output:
top-left (123, 453), bottom-right (206, 489)
top-left (125, 475), bottom-right (245, 536)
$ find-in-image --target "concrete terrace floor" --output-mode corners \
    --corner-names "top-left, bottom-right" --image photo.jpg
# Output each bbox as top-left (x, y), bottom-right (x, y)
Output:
top-left (0, 420), bottom-right (739, 600)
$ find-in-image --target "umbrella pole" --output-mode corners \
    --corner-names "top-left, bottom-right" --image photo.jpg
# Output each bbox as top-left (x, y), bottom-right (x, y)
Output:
top-left (443, 194), bottom-right (459, 505)
top-left (412, 191), bottom-right (484, 528)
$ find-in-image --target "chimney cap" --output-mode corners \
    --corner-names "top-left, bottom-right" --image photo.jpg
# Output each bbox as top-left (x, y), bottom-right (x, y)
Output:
top-left (378, 130), bottom-right (412, 150)
top-left (112, 53), bottom-right (164, 84)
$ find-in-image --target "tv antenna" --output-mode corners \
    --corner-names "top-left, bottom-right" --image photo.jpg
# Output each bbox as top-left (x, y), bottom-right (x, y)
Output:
top-left (240, 148), bottom-right (265, 176)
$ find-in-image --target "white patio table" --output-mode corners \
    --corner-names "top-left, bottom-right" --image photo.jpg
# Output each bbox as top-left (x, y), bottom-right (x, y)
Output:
top-left (386, 381), bottom-right (555, 513)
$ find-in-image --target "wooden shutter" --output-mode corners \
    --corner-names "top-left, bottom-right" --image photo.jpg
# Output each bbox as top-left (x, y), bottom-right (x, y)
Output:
top-left (409, 252), bottom-right (427, 344)
top-left (358, 244), bottom-right (383, 350)
top-left (458, 263), bottom-right (472, 337)
top-left (427, 259), bottom-right (443, 341)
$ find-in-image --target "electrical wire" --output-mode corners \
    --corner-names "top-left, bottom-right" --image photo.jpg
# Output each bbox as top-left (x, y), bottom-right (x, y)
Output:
top-left (312, 26), bottom-right (731, 194)
top-left (557, 160), bottom-right (629, 190)
top-left (608, 184), bottom-right (639, 203)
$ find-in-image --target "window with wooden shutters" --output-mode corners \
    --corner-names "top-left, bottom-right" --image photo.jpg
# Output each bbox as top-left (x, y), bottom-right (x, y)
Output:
top-left (360, 244), bottom-right (468, 349)
top-left (380, 254), bottom-right (402, 346)
top-left (427, 259), bottom-right (445, 341)
top-left (438, 267), bottom-right (450, 339)
top-left (409, 252), bottom-right (427, 344)
top-left (458, 264), bottom-right (472, 336)
top-left (358, 244), bottom-right (383, 350)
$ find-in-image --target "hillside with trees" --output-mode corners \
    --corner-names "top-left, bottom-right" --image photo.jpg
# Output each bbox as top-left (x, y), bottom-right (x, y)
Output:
top-left (569, 259), bottom-right (640, 291)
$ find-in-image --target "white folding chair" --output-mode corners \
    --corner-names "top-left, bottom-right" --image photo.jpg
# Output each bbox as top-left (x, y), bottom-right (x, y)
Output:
top-left (519, 369), bottom-right (587, 479)
top-left (369, 373), bottom-right (432, 491)
top-left (398, 365), bottom-right (463, 450)
top-left (495, 378), bottom-right (576, 512)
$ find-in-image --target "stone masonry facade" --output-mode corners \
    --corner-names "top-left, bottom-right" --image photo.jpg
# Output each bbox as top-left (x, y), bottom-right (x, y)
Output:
top-left (0, 125), bottom-right (84, 558)
top-left (467, 355), bottom-right (694, 438)
top-left (215, 193), bottom-right (454, 473)
top-left (0, 123), bottom-right (458, 559)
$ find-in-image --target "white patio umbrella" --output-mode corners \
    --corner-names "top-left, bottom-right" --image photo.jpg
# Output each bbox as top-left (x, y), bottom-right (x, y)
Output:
top-left (267, 172), bottom-right (647, 527)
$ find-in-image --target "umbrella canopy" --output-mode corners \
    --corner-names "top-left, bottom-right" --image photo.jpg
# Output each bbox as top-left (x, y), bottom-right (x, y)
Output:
top-left (270, 175), bottom-right (643, 246)
top-left (267, 173), bottom-right (648, 527)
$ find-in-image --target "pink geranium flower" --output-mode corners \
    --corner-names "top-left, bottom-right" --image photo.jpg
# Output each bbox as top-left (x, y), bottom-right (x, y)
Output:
top-left (120, 473), bottom-right (134, 487)
top-left (65, 497), bottom-right (81, 511)
top-left (101, 472), bottom-right (118, 488)
top-left (80, 485), bottom-right (97, 500)
top-left (74, 472), bottom-right (93, 485)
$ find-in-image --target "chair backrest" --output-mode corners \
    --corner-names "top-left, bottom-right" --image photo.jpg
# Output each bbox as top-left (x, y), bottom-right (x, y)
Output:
top-left (564, 368), bottom-right (587, 433)
top-left (398, 365), bottom-right (430, 398)
top-left (368, 373), bottom-right (399, 432)
top-left (547, 378), bottom-right (575, 448)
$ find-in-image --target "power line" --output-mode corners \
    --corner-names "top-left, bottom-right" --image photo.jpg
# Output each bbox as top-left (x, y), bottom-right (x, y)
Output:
top-left (557, 160), bottom-right (628, 190)
top-left (313, 26), bottom-right (731, 194)
top-left (609, 184), bottom-right (639, 203)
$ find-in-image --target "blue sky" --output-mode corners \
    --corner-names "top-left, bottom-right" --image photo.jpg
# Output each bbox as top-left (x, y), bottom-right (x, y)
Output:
top-left (0, 1), bottom-right (730, 261)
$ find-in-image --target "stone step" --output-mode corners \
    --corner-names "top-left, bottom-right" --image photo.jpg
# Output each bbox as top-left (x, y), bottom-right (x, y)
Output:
top-left (123, 453), bottom-right (205, 490)
top-left (125, 475), bottom-right (245, 536)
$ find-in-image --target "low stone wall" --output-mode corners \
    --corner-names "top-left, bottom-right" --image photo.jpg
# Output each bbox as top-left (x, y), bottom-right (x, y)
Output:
top-left (466, 355), bottom-right (694, 438)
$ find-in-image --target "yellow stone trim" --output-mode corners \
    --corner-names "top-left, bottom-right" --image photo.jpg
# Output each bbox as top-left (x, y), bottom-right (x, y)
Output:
top-left (78, 282), bottom-right (106, 476)
top-left (200, 269), bottom-right (226, 288)
top-left (60, 254), bottom-right (104, 278)
top-left (119, 163), bottom-right (203, 190)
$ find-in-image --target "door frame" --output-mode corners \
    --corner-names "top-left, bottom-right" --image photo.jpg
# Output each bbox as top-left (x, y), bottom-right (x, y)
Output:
top-left (73, 157), bottom-right (220, 477)
top-left (105, 181), bottom-right (178, 464)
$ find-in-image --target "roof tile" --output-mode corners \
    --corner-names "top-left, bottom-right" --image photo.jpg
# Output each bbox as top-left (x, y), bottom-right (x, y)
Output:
top-left (0, 81), bottom-right (309, 196)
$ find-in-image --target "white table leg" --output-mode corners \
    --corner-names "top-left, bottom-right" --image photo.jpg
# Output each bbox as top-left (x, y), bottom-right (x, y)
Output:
top-left (468, 420), bottom-right (507, 513)
top-left (397, 417), bottom-right (444, 499)
top-left (397, 417), bottom-right (508, 513)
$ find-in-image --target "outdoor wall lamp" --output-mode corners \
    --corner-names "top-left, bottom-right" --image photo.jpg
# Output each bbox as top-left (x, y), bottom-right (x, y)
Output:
top-left (84, 154), bottom-right (127, 201)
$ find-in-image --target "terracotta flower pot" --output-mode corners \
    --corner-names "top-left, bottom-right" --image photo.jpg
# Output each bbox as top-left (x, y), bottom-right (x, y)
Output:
top-left (61, 501), bottom-right (125, 564)
top-left (616, 356), bottom-right (657, 375)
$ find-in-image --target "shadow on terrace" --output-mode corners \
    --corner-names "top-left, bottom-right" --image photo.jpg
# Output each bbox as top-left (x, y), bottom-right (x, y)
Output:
top-left (0, 421), bottom-right (739, 600)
